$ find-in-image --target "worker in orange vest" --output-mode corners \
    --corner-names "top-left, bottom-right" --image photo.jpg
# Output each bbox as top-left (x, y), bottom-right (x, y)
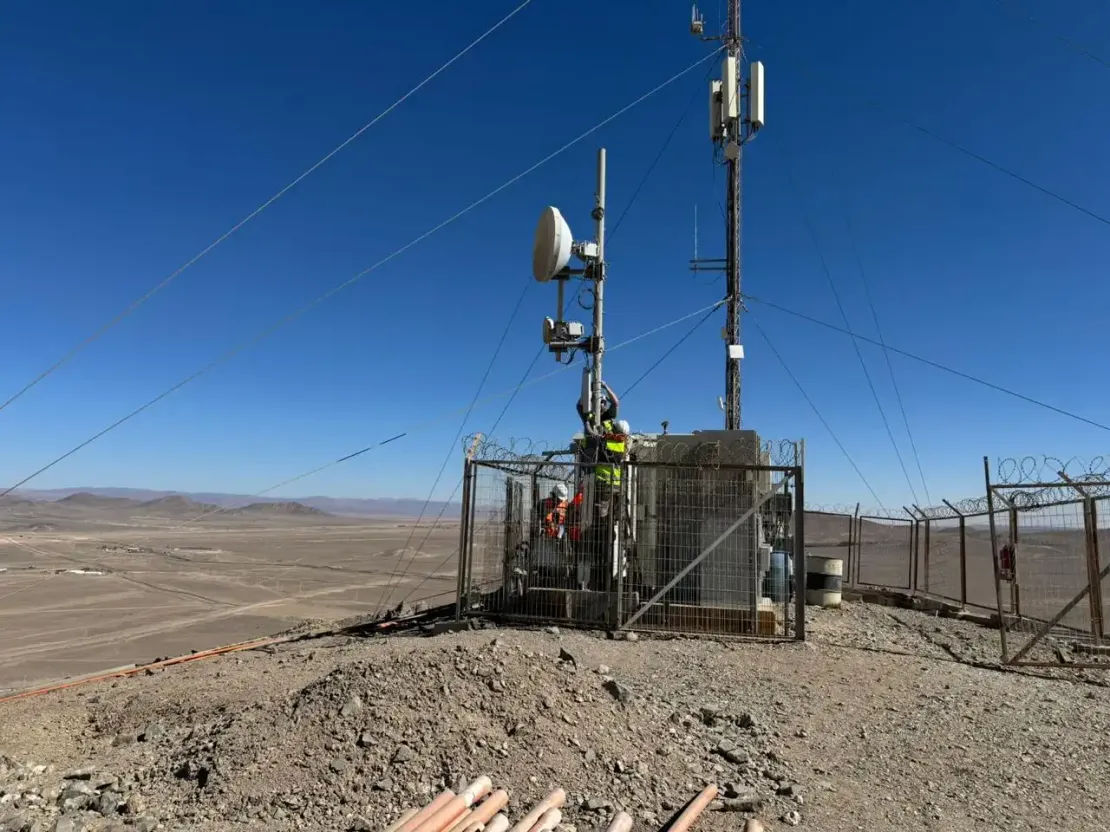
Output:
top-left (540, 483), bottom-right (570, 539)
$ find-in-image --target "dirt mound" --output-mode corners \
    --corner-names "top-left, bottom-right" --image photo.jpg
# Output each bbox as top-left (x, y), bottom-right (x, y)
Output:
top-left (0, 632), bottom-right (804, 831)
top-left (231, 501), bottom-right (331, 517)
top-left (158, 638), bottom-right (797, 827)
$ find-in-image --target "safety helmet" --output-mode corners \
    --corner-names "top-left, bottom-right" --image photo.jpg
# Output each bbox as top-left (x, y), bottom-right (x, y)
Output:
top-left (552, 483), bottom-right (569, 501)
top-left (614, 419), bottom-right (630, 435)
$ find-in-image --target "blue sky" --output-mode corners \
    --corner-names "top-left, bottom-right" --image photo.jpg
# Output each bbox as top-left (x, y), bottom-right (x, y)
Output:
top-left (3, 0), bottom-right (1110, 510)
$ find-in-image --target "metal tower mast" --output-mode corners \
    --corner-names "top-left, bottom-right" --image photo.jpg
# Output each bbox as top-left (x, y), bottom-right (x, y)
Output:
top-left (689, 2), bottom-right (764, 430)
top-left (724, 0), bottom-right (742, 431)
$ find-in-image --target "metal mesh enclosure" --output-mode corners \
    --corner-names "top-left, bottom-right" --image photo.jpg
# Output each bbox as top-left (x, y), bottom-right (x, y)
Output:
top-left (455, 433), bottom-right (805, 640)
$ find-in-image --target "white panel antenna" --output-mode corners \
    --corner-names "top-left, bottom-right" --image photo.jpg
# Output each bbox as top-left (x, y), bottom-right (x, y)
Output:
top-left (708, 79), bottom-right (723, 141)
top-left (532, 206), bottom-right (573, 283)
top-left (722, 55), bottom-right (738, 120)
top-left (749, 61), bottom-right (766, 130)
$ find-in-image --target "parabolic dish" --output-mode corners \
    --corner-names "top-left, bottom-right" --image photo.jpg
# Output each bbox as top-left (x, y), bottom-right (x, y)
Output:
top-left (532, 206), bottom-right (573, 283)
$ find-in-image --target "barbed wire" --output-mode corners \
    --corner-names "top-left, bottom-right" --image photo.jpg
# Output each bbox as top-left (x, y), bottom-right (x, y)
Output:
top-left (995, 455), bottom-right (1110, 485)
top-left (465, 434), bottom-right (803, 476)
top-left (806, 484), bottom-right (1110, 520)
top-left (462, 434), bottom-right (572, 479)
top-left (804, 504), bottom-right (913, 521)
top-left (990, 455), bottom-right (1110, 508)
top-left (916, 497), bottom-right (995, 519)
top-left (763, 439), bottom-right (802, 467)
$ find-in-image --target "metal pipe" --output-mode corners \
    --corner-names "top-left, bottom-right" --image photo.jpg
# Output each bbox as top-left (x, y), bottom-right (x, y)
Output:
top-left (527, 808), bottom-right (561, 832)
top-left (415, 777), bottom-right (493, 832)
top-left (591, 147), bottom-right (607, 433)
top-left (507, 789), bottom-right (566, 832)
top-left (450, 790), bottom-right (509, 832)
top-left (667, 784), bottom-right (719, 832)
top-left (387, 809), bottom-right (420, 832)
top-left (396, 791), bottom-right (457, 832)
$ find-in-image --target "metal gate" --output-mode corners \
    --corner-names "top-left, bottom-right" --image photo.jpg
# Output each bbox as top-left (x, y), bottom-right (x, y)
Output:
top-left (986, 457), bottom-right (1110, 668)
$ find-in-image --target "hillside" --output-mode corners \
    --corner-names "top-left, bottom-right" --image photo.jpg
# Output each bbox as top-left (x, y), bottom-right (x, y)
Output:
top-left (230, 501), bottom-right (332, 517)
top-left (14, 488), bottom-right (459, 518)
top-left (55, 492), bottom-right (141, 509)
top-left (135, 495), bottom-right (220, 517)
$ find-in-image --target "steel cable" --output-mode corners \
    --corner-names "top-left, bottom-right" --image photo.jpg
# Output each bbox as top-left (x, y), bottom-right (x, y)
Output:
top-left (744, 293), bottom-right (1110, 433)
top-left (383, 345), bottom-right (546, 614)
top-left (769, 136), bottom-right (921, 506)
top-left (747, 315), bottom-right (887, 510)
top-left (0, 0), bottom-right (537, 416)
top-left (373, 283), bottom-right (534, 617)
top-left (383, 63), bottom-right (721, 608)
top-left (0, 48), bottom-right (722, 500)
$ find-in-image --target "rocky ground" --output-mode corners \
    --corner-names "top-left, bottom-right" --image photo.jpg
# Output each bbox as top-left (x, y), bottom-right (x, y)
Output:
top-left (2, 602), bottom-right (1109, 832)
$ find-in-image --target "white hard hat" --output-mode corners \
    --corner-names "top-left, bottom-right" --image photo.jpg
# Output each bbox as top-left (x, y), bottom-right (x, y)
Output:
top-left (614, 419), bottom-right (630, 435)
top-left (552, 483), bottom-right (569, 501)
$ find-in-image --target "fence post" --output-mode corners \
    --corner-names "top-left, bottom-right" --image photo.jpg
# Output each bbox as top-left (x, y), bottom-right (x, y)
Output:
top-left (904, 506), bottom-right (918, 593)
top-left (943, 499), bottom-right (967, 607)
top-left (793, 467), bottom-right (806, 641)
top-left (913, 504), bottom-right (930, 595)
top-left (852, 501), bottom-right (861, 585)
top-left (983, 456), bottom-right (1009, 661)
top-left (1088, 499), bottom-right (1106, 644)
top-left (1005, 497), bottom-right (1021, 618)
top-left (1060, 472), bottom-right (1105, 645)
top-left (455, 460), bottom-right (474, 621)
top-left (844, 512), bottom-right (854, 588)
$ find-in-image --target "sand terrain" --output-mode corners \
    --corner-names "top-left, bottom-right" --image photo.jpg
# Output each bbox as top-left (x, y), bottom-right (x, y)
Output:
top-left (0, 494), bottom-right (459, 692)
top-left (5, 496), bottom-right (1110, 694)
top-left (2, 496), bottom-right (1110, 830)
top-left (1, 604), bottom-right (1108, 832)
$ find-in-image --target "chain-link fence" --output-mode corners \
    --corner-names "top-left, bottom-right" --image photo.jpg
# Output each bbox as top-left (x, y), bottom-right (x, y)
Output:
top-left (827, 455), bottom-right (1110, 668)
top-left (854, 515), bottom-right (913, 589)
top-left (985, 456), bottom-right (1110, 668)
top-left (814, 496), bottom-right (1003, 612)
top-left (457, 435), bottom-right (806, 640)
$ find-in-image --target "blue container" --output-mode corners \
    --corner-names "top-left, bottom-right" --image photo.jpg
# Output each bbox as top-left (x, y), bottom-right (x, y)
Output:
top-left (763, 550), bottom-right (794, 602)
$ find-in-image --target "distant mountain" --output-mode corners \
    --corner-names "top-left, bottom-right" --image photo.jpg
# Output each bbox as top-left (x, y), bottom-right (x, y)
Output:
top-left (231, 501), bottom-right (331, 517)
top-left (55, 492), bottom-right (141, 508)
top-left (13, 487), bottom-right (460, 518)
top-left (136, 495), bottom-right (220, 516)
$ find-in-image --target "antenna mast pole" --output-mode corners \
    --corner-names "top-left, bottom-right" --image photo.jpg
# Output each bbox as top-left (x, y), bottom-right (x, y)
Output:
top-left (689, 1), bottom-right (763, 430)
top-left (724, 0), bottom-right (742, 431)
top-left (591, 148), bottom-right (607, 432)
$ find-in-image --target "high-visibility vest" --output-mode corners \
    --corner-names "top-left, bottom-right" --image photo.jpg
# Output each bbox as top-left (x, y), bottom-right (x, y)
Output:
top-left (541, 498), bottom-right (568, 538)
top-left (595, 420), bottom-right (626, 486)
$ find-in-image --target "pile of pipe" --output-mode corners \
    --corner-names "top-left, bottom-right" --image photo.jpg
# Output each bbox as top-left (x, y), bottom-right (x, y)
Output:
top-left (383, 777), bottom-right (720, 832)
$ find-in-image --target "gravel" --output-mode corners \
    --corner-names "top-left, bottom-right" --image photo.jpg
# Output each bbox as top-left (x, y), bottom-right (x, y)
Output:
top-left (1, 601), bottom-right (1108, 831)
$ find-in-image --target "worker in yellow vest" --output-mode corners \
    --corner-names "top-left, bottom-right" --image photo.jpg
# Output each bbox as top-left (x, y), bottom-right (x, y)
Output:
top-left (577, 418), bottom-right (629, 591)
top-left (595, 418), bottom-right (629, 493)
